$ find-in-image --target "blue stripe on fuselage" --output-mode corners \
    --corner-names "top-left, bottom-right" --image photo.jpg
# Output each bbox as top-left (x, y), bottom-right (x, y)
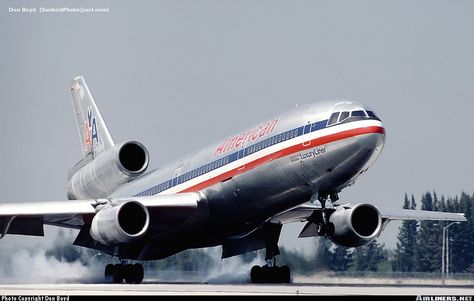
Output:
top-left (134, 116), bottom-right (378, 197)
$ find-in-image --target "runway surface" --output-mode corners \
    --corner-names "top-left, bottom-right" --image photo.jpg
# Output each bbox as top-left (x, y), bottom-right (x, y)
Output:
top-left (1, 282), bottom-right (473, 295)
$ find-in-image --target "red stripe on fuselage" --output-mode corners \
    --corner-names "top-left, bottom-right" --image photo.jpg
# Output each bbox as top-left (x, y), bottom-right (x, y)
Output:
top-left (180, 125), bottom-right (385, 193)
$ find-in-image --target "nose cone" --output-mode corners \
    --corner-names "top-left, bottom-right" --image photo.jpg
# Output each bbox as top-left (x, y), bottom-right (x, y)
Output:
top-left (359, 120), bottom-right (386, 175)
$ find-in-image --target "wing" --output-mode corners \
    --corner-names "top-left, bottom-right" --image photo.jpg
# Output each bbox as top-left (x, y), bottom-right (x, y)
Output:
top-left (377, 207), bottom-right (466, 222)
top-left (0, 193), bottom-right (201, 239)
top-left (267, 202), bottom-right (466, 239)
top-left (269, 203), bottom-right (466, 224)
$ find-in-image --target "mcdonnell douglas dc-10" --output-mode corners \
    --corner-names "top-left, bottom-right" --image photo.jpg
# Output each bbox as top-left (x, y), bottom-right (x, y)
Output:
top-left (0, 76), bottom-right (466, 283)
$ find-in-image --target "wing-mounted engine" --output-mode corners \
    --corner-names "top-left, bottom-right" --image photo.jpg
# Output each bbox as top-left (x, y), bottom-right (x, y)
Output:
top-left (67, 141), bottom-right (149, 199)
top-left (325, 203), bottom-right (382, 247)
top-left (90, 200), bottom-right (150, 246)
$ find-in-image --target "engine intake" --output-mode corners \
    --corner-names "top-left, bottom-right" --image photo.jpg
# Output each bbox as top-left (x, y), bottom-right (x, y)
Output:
top-left (118, 142), bottom-right (149, 175)
top-left (90, 200), bottom-right (150, 246)
top-left (67, 141), bottom-right (149, 199)
top-left (326, 203), bottom-right (382, 247)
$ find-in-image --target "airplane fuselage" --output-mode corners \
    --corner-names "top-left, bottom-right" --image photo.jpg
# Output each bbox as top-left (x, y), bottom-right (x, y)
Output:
top-left (109, 99), bottom-right (386, 260)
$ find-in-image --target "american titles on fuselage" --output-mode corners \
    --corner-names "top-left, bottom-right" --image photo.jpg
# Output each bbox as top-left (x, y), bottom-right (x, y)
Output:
top-left (213, 119), bottom-right (279, 157)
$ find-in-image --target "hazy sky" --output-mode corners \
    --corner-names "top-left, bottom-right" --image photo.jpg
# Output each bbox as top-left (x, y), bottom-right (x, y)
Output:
top-left (0, 0), bottom-right (473, 257)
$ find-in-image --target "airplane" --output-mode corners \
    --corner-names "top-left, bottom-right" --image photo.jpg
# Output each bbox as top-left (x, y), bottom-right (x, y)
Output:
top-left (0, 76), bottom-right (466, 284)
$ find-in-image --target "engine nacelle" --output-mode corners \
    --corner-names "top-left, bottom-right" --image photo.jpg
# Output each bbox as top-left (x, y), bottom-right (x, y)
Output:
top-left (67, 141), bottom-right (149, 199)
top-left (326, 203), bottom-right (382, 247)
top-left (90, 200), bottom-right (150, 246)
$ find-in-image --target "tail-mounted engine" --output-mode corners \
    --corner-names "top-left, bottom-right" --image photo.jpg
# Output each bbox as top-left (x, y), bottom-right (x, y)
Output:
top-left (325, 203), bottom-right (382, 247)
top-left (90, 200), bottom-right (150, 246)
top-left (67, 141), bottom-right (149, 199)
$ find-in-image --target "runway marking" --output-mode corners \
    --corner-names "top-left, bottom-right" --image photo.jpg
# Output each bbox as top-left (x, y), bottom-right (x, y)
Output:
top-left (0, 283), bottom-right (473, 296)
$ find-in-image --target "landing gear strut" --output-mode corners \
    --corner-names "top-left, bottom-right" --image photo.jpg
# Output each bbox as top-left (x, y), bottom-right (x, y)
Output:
top-left (315, 191), bottom-right (339, 236)
top-left (105, 262), bottom-right (144, 284)
top-left (250, 223), bottom-right (291, 283)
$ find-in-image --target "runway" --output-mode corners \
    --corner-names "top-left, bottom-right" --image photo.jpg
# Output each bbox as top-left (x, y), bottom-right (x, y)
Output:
top-left (0, 282), bottom-right (473, 296)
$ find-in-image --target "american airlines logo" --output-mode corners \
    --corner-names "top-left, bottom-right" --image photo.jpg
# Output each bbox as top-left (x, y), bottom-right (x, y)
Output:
top-left (84, 106), bottom-right (99, 151)
top-left (213, 119), bottom-right (279, 157)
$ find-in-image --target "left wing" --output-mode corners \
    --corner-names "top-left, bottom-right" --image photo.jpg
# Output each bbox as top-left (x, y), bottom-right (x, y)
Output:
top-left (0, 193), bottom-right (202, 239)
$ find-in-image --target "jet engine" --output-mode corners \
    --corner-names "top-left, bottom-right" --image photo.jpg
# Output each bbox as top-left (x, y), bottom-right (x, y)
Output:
top-left (326, 203), bottom-right (382, 247)
top-left (90, 200), bottom-right (150, 246)
top-left (67, 141), bottom-right (149, 199)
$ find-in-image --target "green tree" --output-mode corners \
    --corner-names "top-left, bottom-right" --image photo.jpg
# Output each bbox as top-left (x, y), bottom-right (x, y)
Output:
top-left (312, 238), bottom-right (333, 271)
top-left (351, 240), bottom-right (386, 272)
top-left (392, 194), bottom-right (418, 272)
top-left (415, 192), bottom-right (443, 272)
top-left (329, 245), bottom-right (352, 271)
top-left (449, 192), bottom-right (474, 272)
top-left (278, 247), bottom-right (313, 275)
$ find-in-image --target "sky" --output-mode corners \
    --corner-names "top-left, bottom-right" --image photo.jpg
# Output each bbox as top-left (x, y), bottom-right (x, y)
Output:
top-left (0, 0), bottom-right (473, 261)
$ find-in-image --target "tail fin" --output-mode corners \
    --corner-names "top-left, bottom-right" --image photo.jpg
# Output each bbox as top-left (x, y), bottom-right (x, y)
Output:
top-left (70, 76), bottom-right (114, 158)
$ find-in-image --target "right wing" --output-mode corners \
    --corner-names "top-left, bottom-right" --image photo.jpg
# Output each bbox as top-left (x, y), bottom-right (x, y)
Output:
top-left (267, 202), bottom-right (466, 239)
top-left (378, 207), bottom-right (466, 222)
top-left (269, 202), bottom-right (466, 225)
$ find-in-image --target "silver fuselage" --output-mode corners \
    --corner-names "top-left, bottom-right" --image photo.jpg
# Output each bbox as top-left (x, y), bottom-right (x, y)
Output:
top-left (110, 99), bottom-right (385, 259)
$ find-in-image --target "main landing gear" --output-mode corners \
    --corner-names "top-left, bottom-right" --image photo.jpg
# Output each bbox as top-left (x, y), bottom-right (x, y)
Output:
top-left (105, 262), bottom-right (144, 284)
top-left (249, 223), bottom-right (291, 283)
top-left (251, 257), bottom-right (291, 283)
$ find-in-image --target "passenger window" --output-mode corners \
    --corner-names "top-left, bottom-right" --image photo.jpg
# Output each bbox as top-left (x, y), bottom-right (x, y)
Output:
top-left (351, 110), bottom-right (367, 117)
top-left (328, 112), bottom-right (339, 126)
top-left (339, 111), bottom-right (350, 122)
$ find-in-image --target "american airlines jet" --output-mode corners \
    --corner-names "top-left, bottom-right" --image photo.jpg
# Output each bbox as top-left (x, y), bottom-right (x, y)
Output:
top-left (0, 76), bottom-right (465, 284)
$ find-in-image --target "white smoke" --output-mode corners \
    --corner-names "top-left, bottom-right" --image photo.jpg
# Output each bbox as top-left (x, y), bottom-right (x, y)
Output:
top-left (0, 248), bottom-right (103, 284)
top-left (145, 247), bottom-right (265, 284)
top-left (0, 227), bottom-right (268, 284)
top-left (206, 253), bottom-right (264, 284)
top-left (0, 227), bottom-right (103, 284)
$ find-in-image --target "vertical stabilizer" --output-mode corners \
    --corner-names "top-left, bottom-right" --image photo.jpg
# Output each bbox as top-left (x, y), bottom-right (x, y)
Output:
top-left (70, 76), bottom-right (114, 157)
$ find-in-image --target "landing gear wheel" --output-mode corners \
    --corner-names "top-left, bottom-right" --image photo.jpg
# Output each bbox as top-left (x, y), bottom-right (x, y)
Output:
top-left (105, 264), bottom-right (114, 281)
top-left (112, 264), bottom-right (124, 284)
top-left (124, 264), bottom-right (135, 284)
top-left (279, 265), bottom-right (291, 283)
top-left (251, 265), bottom-right (262, 283)
top-left (133, 263), bottom-right (144, 284)
top-left (106, 263), bottom-right (144, 284)
top-left (250, 265), bottom-right (291, 283)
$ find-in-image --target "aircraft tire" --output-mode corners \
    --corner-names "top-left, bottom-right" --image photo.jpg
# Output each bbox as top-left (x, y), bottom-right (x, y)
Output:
top-left (250, 265), bottom-right (262, 283)
top-left (124, 264), bottom-right (135, 284)
top-left (133, 263), bottom-right (144, 284)
top-left (279, 265), bottom-right (291, 283)
top-left (250, 265), bottom-right (291, 283)
top-left (105, 264), bottom-right (114, 281)
top-left (112, 264), bottom-right (124, 284)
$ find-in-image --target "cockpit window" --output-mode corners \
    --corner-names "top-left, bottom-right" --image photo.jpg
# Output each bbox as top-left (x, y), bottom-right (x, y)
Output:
top-left (339, 111), bottom-right (350, 122)
top-left (351, 110), bottom-right (367, 117)
top-left (328, 112), bottom-right (339, 126)
top-left (366, 110), bottom-right (377, 118)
